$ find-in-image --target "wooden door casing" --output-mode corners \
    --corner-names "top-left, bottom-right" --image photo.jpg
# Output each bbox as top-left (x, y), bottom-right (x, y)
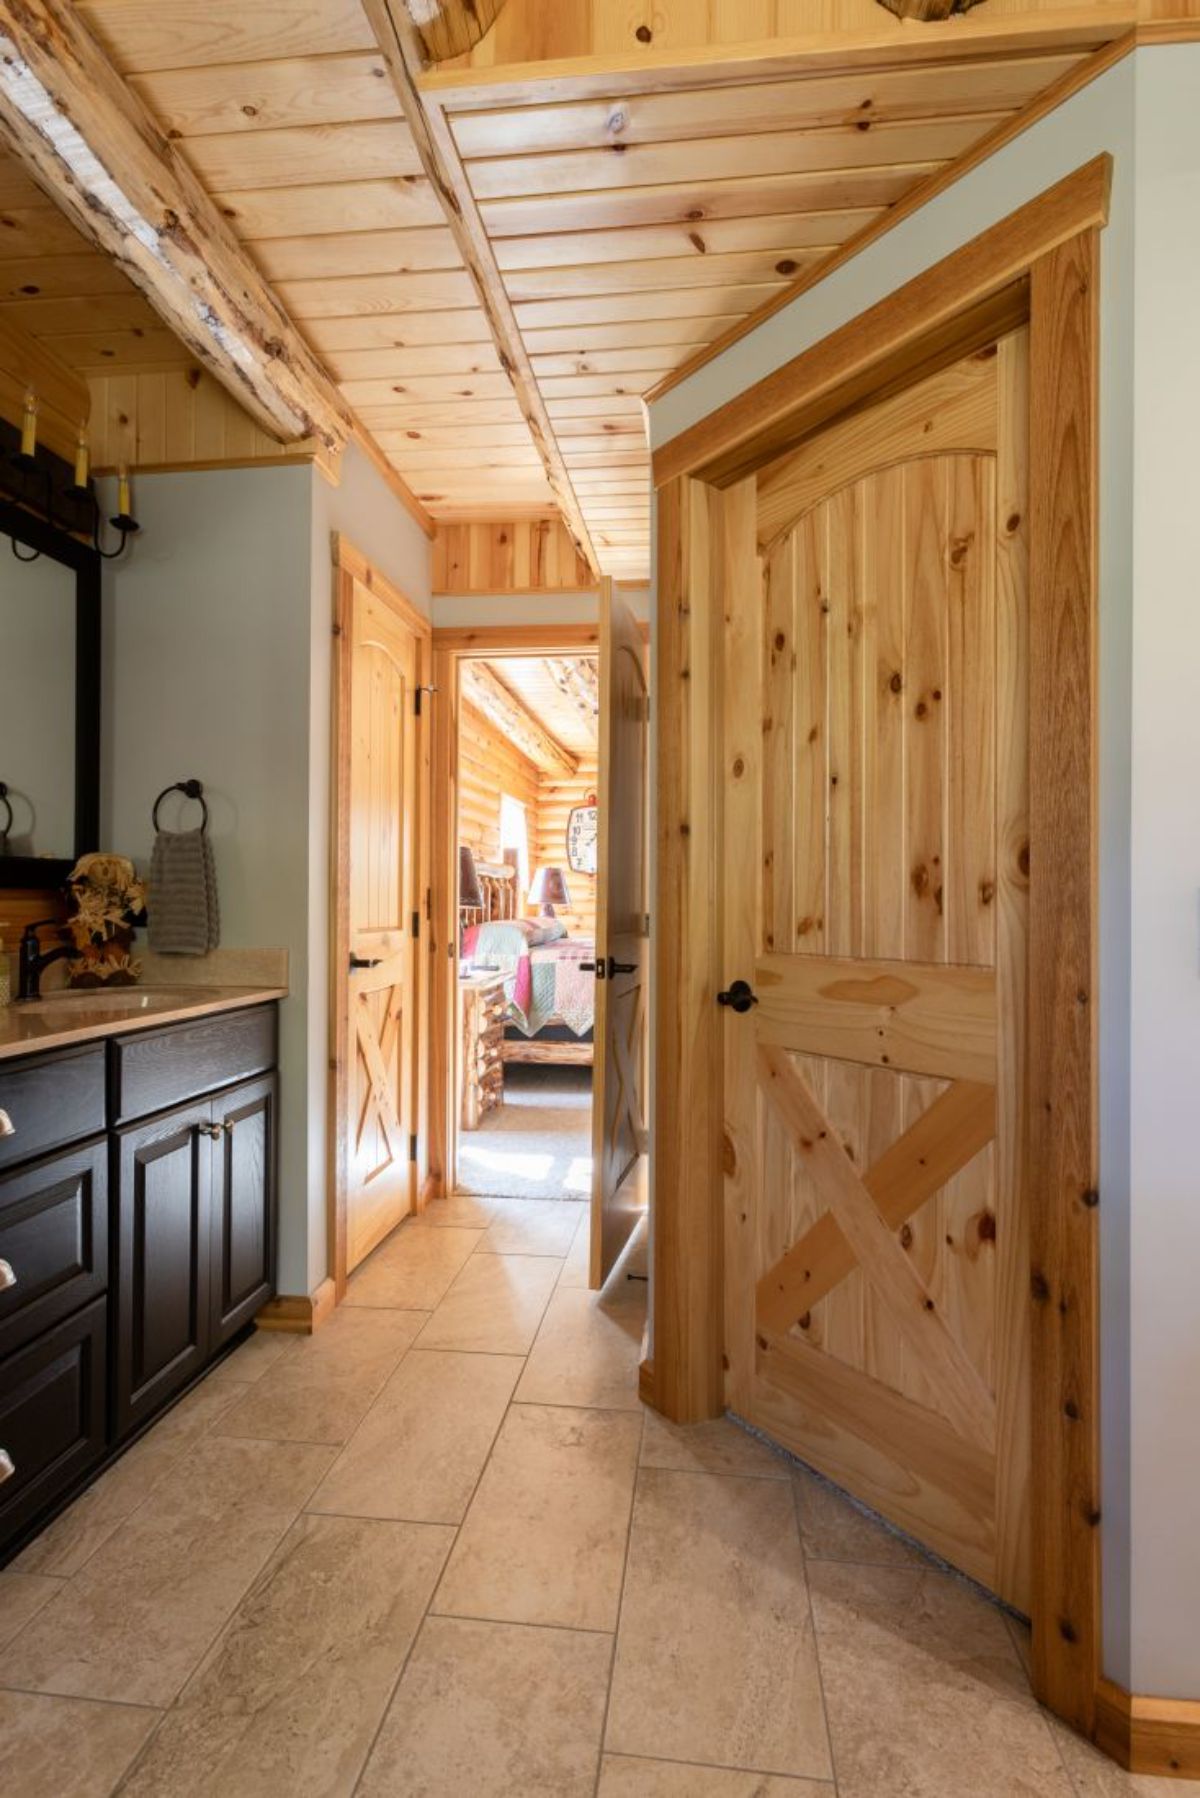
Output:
top-left (725, 335), bottom-right (1032, 1609)
top-left (591, 579), bottom-right (650, 1287)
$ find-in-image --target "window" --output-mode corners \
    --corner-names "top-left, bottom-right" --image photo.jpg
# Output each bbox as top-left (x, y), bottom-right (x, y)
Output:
top-left (499, 793), bottom-right (530, 900)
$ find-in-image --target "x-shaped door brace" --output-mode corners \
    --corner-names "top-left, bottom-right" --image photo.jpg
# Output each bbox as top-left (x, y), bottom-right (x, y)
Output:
top-left (610, 982), bottom-right (648, 1159)
top-left (355, 988), bottom-right (405, 1167)
top-left (754, 1045), bottom-right (998, 1450)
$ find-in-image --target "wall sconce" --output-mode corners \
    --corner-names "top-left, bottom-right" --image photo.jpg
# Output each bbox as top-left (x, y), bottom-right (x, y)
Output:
top-left (6, 396), bottom-right (140, 562)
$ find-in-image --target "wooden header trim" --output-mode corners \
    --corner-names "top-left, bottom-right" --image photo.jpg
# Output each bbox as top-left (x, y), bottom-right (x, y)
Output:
top-left (332, 533), bottom-right (432, 639)
top-left (422, 8), bottom-right (1129, 108)
top-left (433, 622), bottom-right (602, 653)
top-left (653, 153), bottom-right (1111, 491)
top-left (0, 0), bottom-right (352, 453)
top-left (646, 33), bottom-right (1133, 408)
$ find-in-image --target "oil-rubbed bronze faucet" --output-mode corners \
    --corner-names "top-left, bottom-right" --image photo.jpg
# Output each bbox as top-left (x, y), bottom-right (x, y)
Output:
top-left (17, 919), bottom-right (74, 1001)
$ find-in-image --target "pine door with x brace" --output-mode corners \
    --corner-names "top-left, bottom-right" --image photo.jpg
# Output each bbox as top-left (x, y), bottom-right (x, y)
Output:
top-left (723, 333), bottom-right (1032, 1610)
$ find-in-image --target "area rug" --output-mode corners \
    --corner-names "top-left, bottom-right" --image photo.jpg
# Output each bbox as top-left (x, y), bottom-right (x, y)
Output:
top-left (457, 1065), bottom-right (593, 1201)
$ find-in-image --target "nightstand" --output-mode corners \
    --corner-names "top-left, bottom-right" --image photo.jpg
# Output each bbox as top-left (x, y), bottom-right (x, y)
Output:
top-left (459, 971), bottom-right (507, 1130)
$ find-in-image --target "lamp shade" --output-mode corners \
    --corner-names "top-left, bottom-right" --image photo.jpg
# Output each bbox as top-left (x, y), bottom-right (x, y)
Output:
top-left (459, 844), bottom-right (484, 909)
top-left (529, 865), bottom-right (570, 913)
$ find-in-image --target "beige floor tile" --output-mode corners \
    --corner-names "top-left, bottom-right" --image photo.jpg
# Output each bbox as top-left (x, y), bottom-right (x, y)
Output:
top-left (558, 1212), bottom-right (592, 1288)
top-left (213, 1308), bottom-right (425, 1445)
top-left (10, 1376), bottom-right (251, 1578)
top-left (120, 1514), bottom-right (454, 1798)
top-left (792, 1466), bottom-right (925, 1568)
top-left (434, 1403), bottom-right (642, 1631)
top-left (0, 1437), bottom-right (335, 1707)
top-left (477, 1197), bottom-right (587, 1257)
top-left (416, 1252), bottom-right (560, 1355)
top-left (1050, 1718), bottom-right (1184, 1796)
top-left (516, 1279), bottom-right (646, 1410)
top-left (358, 1615), bottom-right (611, 1797)
top-left (308, 1348), bottom-right (522, 1524)
top-left (599, 1756), bottom-right (834, 1795)
top-left (0, 1690), bottom-right (159, 1798)
top-left (416, 1193), bottom-right (500, 1228)
top-left (346, 1224), bottom-right (485, 1310)
top-left (641, 1411), bottom-right (791, 1480)
top-left (607, 1468), bottom-right (831, 1780)
top-left (206, 1327), bottom-right (291, 1385)
top-left (807, 1559), bottom-right (1071, 1797)
top-left (0, 1572), bottom-right (65, 1649)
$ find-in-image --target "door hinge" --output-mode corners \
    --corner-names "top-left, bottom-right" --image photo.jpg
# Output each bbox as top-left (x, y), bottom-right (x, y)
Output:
top-left (414, 687), bottom-right (422, 718)
top-left (412, 910), bottom-right (420, 940)
top-left (409, 1133), bottom-right (418, 1162)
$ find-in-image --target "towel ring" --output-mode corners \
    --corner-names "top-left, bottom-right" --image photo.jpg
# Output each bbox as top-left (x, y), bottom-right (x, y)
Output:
top-left (0, 783), bottom-right (11, 843)
top-left (152, 778), bottom-right (208, 833)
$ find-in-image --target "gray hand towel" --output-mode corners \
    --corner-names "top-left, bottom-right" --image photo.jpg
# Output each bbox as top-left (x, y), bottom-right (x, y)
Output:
top-left (148, 828), bottom-right (220, 955)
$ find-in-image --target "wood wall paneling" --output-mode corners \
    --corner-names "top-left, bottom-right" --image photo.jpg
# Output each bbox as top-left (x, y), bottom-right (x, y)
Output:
top-left (433, 517), bottom-right (594, 591)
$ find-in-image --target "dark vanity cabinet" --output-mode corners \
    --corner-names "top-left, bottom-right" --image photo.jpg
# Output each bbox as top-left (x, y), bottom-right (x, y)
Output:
top-left (0, 1004), bottom-right (278, 1560)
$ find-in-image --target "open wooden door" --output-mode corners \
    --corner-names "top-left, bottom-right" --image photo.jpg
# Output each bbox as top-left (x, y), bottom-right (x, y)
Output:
top-left (591, 579), bottom-right (650, 1287)
top-left (333, 549), bottom-right (428, 1288)
top-left (724, 335), bottom-right (1033, 1610)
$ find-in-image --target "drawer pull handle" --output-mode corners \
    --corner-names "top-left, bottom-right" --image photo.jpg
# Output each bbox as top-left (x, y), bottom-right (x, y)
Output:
top-left (0, 1109), bottom-right (13, 1139)
top-left (0, 1259), bottom-right (14, 1292)
top-left (196, 1121), bottom-right (225, 1140)
top-left (0, 1449), bottom-right (13, 1484)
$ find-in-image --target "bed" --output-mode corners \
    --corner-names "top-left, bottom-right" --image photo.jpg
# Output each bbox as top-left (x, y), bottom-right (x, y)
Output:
top-left (461, 860), bottom-right (595, 1067)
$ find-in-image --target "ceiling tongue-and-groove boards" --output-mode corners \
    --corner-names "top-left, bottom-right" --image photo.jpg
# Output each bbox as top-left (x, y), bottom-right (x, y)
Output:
top-left (8, 3), bottom-right (1119, 579)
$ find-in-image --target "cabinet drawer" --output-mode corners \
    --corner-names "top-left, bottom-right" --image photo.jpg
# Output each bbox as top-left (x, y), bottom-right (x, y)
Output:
top-left (0, 1140), bottom-right (108, 1361)
top-left (110, 1004), bottom-right (277, 1125)
top-left (0, 1297), bottom-right (107, 1552)
top-left (0, 1045), bottom-right (106, 1174)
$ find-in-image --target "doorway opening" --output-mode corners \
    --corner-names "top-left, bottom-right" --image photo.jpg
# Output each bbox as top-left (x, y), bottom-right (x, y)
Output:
top-left (454, 650), bottom-right (599, 1206)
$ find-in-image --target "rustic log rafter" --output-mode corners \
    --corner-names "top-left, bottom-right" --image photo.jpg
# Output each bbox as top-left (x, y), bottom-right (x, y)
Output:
top-left (396, 0), bottom-right (508, 64)
top-left (543, 655), bottom-right (600, 729)
top-left (0, 0), bottom-right (354, 451)
top-left (363, 0), bottom-right (600, 575)
top-left (461, 658), bottom-right (579, 777)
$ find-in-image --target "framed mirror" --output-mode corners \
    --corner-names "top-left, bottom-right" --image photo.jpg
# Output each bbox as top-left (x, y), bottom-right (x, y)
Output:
top-left (0, 498), bottom-right (101, 888)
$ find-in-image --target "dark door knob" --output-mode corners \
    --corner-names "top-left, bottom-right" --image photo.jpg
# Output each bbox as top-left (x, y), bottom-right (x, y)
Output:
top-left (606, 957), bottom-right (637, 978)
top-left (717, 979), bottom-right (758, 1013)
top-left (349, 954), bottom-right (382, 971)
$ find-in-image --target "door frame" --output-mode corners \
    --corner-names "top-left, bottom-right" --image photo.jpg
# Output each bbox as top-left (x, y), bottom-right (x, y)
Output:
top-left (427, 618), bottom-right (605, 1201)
top-left (650, 159), bottom-right (1107, 1739)
top-left (329, 534), bottom-right (432, 1302)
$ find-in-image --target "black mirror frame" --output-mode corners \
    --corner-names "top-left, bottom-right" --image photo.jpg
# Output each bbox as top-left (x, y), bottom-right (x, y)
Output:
top-left (0, 497), bottom-right (101, 890)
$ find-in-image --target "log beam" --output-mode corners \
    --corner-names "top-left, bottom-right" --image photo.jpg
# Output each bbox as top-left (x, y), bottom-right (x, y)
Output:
top-left (461, 659), bottom-right (578, 777)
top-left (0, 0), bottom-right (353, 451)
top-left (363, 0), bottom-right (599, 575)
top-left (544, 655), bottom-right (599, 730)
top-left (397, 0), bottom-right (508, 64)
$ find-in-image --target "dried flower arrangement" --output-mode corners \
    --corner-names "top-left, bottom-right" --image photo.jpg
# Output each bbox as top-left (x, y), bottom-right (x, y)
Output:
top-left (65, 852), bottom-right (147, 987)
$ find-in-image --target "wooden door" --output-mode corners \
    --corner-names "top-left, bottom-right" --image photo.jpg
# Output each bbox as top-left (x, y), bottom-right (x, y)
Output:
top-left (340, 574), bottom-right (422, 1275)
top-left (724, 334), bottom-right (1032, 1609)
top-left (591, 580), bottom-right (650, 1286)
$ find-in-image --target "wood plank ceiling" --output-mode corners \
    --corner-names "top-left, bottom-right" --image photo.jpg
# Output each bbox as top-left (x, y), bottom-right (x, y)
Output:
top-left (13, 3), bottom-right (1106, 579)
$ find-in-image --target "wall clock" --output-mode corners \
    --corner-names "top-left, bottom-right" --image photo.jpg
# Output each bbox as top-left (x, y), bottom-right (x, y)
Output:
top-left (566, 792), bottom-right (598, 876)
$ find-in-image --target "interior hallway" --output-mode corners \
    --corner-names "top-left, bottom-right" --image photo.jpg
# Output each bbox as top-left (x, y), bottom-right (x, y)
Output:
top-left (0, 1195), bottom-right (1167, 1798)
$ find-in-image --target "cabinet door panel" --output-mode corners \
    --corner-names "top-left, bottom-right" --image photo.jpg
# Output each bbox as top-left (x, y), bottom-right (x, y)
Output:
top-left (0, 1139), bottom-right (108, 1361)
top-left (115, 1102), bottom-right (212, 1437)
top-left (210, 1073), bottom-right (277, 1348)
top-left (0, 1297), bottom-right (107, 1550)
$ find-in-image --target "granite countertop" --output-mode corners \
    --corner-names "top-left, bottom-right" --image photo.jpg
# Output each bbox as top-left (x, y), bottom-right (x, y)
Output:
top-left (0, 985), bottom-right (287, 1061)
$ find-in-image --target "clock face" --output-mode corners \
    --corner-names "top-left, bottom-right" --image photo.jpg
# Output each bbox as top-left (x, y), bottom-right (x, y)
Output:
top-left (566, 802), bottom-right (598, 876)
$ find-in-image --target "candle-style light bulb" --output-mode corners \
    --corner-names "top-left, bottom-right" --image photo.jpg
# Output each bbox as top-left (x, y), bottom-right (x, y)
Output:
top-left (19, 389), bottom-right (37, 459)
top-left (73, 425), bottom-right (90, 490)
top-left (117, 462), bottom-right (131, 519)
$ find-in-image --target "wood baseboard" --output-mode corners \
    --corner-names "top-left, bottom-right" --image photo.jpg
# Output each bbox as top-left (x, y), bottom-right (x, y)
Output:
top-left (1095, 1678), bottom-right (1200, 1779)
top-left (255, 1278), bottom-right (336, 1335)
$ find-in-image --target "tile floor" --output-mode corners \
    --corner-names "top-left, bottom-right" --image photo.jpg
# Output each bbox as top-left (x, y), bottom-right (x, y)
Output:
top-left (0, 1194), bottom-right (1178, 1797)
